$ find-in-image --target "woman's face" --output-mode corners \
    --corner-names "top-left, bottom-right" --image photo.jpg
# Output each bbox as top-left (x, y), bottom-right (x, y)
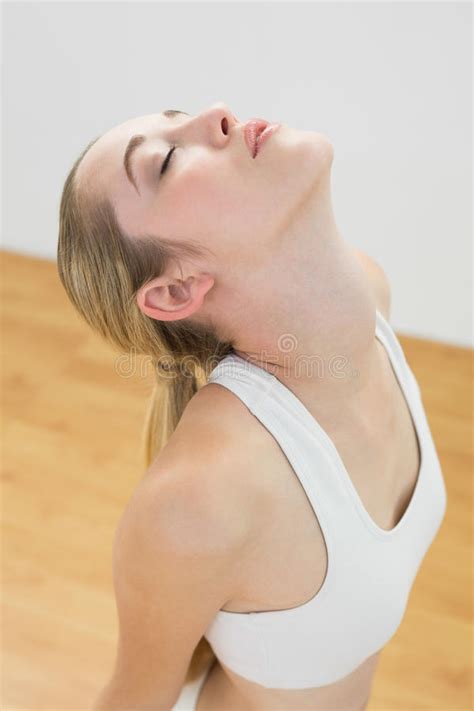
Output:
top-left (77, 101), bottom-right (334, 265)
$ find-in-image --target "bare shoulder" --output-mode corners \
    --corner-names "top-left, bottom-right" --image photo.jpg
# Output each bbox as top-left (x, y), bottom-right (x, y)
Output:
top-left (142, 382), bottom-right (269, 554)
top-left (351, 246), bottom-right (392, 321)
top-left (105, 401), bottom-right (256, 707)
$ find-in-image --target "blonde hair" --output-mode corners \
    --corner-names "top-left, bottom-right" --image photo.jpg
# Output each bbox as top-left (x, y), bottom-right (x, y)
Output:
top-left (57, 135), bottom-right (234, 683)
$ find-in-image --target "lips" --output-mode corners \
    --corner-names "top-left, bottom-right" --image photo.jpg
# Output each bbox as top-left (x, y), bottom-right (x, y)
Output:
top-left (244, 119), bottom-right (270, 159)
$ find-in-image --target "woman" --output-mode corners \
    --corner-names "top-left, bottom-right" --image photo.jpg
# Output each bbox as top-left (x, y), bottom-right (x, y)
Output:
top-left (57, 102), bottom-right (447, 711)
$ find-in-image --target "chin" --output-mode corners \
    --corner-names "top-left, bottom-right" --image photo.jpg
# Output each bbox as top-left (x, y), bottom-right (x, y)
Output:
top-left (301, 131), bottom-right (334, 186)
top-left (312, 130), bottom-right (334, 162)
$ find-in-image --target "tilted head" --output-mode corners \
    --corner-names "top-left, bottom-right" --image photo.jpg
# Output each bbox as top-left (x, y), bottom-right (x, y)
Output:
top-left (57, 100), bottom-right (334, 434)
top-left (69, 101), bottom-right (334, 327)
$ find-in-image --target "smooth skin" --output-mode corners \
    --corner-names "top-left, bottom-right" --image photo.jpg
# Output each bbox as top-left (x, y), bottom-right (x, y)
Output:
top-left (93, 252), bottom-right (389, 711)
top-left (88, 102), bottom-right (392, 709)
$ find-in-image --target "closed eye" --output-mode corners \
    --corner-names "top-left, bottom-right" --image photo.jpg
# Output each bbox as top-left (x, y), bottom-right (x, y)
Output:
top-left (161, 145), bottom-right (177, 175)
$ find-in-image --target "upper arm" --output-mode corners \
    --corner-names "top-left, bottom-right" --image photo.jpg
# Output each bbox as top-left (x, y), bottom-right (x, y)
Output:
top-left (351, 246), bottom-right (392, 321)
top-left (103, 469), bottom-right (244, 708)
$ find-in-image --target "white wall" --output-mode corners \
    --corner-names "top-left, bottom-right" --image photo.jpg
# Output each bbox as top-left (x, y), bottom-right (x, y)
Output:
top-left (2, 1), bottom-right (471, 346)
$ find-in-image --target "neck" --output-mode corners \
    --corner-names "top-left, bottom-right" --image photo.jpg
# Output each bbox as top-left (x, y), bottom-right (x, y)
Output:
top-left (209, 176), bottom-right (382, 411)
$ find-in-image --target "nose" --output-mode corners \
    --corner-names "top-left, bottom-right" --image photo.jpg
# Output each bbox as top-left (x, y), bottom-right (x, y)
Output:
top-left (193, 101), bottom-right (238, 146)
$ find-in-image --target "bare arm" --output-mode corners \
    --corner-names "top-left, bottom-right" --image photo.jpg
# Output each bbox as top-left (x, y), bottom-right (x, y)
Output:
top-left (93, 458), bottom-right (248, 710)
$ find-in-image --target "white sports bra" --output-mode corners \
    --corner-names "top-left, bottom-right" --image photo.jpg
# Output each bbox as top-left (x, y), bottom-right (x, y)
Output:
top-left (202, 309), bottom-right (448, 689)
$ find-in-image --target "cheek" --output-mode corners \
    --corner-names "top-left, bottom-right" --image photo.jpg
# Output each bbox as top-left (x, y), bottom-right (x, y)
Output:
top-left (160, 164), bottom-right (249, 237)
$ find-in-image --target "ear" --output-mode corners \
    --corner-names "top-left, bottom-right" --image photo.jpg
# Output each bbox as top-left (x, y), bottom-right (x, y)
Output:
top-left (136, 272), bottom-right (215, 322)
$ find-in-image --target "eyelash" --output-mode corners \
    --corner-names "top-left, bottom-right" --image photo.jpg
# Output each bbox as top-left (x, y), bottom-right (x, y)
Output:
top-left (161, 145), bottom-right (177, 175)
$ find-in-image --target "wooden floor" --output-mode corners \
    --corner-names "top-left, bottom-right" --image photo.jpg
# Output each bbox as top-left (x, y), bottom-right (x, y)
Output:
top-left (1, 249), bottom-right (472, 710)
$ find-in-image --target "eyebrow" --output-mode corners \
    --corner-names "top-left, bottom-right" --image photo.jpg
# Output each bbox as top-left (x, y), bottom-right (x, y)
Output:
top-left (123, 110), bottom-right (189, 193)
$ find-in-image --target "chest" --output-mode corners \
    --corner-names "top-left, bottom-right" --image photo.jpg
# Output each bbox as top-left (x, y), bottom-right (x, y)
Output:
top-left (221, 369), bottom-right (421, 614)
